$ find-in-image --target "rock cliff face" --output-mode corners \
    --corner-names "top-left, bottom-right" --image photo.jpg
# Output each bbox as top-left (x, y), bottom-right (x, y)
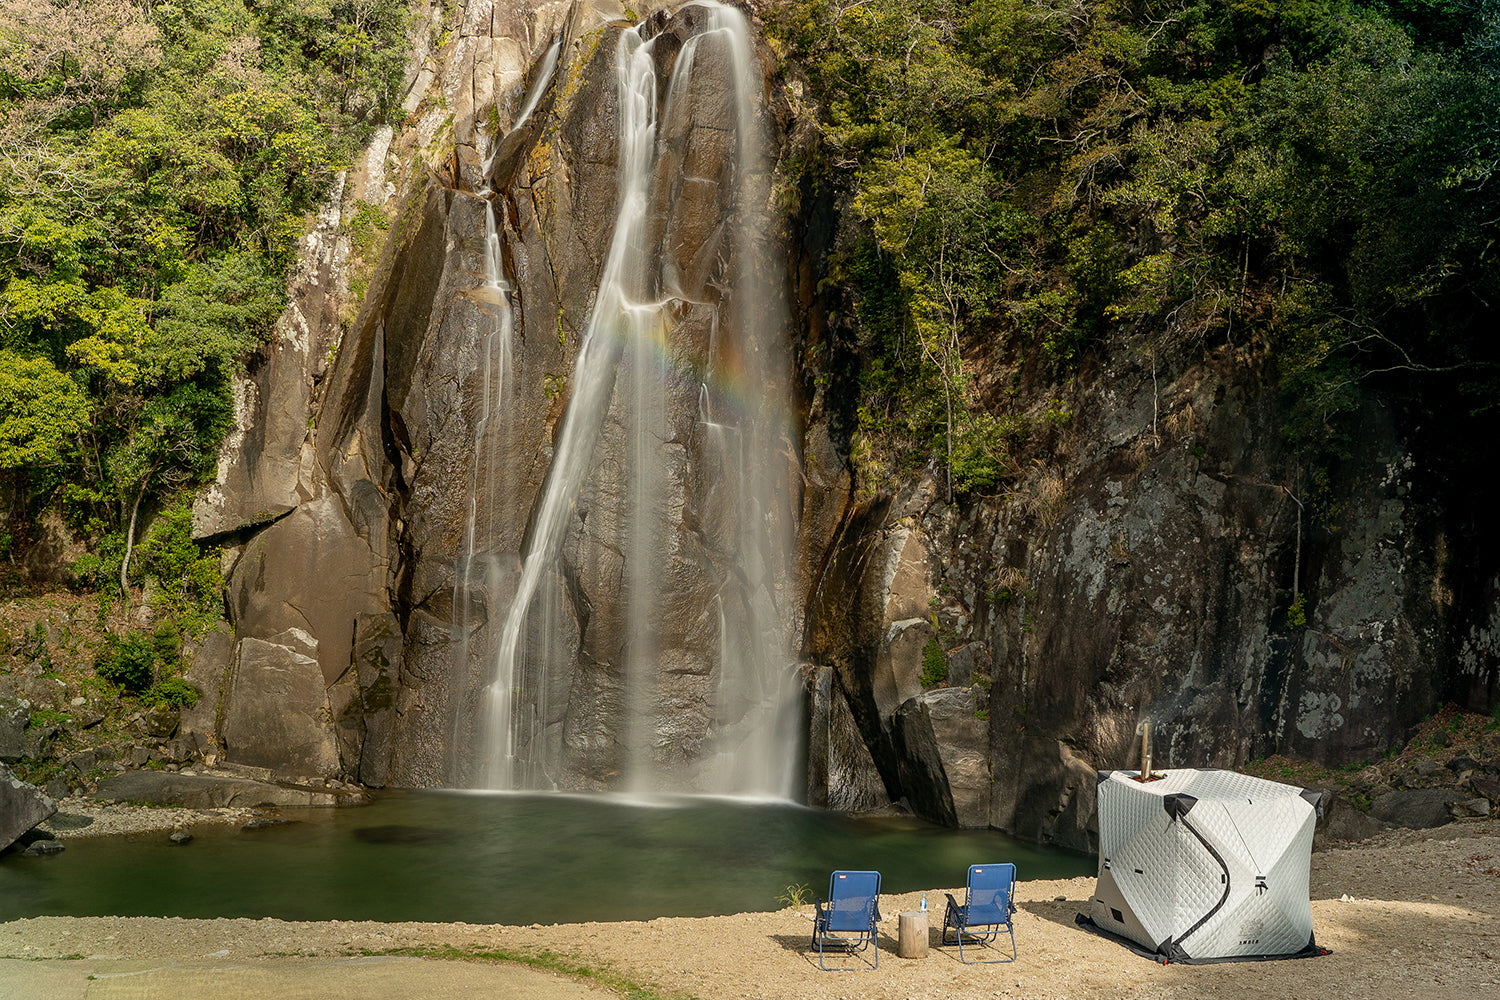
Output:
top-left (198, 0), bottom-right (802, 793)
top-left (193, 0), bottom-right (1497, 848)
top-left (798, 330), bottom-right (1499, 848)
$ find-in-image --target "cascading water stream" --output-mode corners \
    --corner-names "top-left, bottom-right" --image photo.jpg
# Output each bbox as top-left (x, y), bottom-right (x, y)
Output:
top-left (454, 200), bottom-right (521, 785)
top-left (511, 36), bottom-right (561, 134)
top-left (475, 4), bottom-right (798, 799)
top-left (699, 6), bottom-right (800, 799)
top-left (481, 35), bottom-right (562, 180)
top-left (479, 22), bottom-right (663, 790)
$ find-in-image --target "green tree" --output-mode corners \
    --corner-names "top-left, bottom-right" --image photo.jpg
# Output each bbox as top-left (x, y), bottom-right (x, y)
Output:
top-left (0, 0), bottom-right (411, 598)
top-left (0, 349), bottom-right (88, 468)
top-left (768, 0), bottom-right (1500, 489)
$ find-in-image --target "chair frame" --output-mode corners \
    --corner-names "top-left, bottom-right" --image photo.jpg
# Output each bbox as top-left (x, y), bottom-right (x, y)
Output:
top-left (810, 870), bottom-right (881, 970)
top-left (941, 862), bottom-right (1017, 963)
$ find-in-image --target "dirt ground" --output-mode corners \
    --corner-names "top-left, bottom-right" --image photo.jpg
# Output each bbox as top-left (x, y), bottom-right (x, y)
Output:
top-left (2, 816), bottom-right (1496, 1000)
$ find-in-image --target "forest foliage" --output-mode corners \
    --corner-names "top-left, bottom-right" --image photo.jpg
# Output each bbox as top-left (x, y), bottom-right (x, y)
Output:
top-left (766, 0), bottom-right (1500, 494)
top-left (2, 0), bottom-right (1496, 581)
top-left (0, 0), bottom-right (410, 594)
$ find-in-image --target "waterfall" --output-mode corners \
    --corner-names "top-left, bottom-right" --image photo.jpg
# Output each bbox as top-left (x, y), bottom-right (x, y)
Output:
top-left (512, 36), bottom-right (561, 133)
top-left (473, 3), bottom-right (798, 799)
top-left (481, 35), bottom-right (562, 179)
top-left (453, 200), bottom-right (521, 785)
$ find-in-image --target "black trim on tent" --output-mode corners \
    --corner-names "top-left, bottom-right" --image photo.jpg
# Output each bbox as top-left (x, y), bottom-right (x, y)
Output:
top-left (1173, 814), bottom-right (1231, 955)
top-left (1162, 793), bottom-right (1198, 820)
top-left (1074, 913), bottom-right (1164, 961)
top-left (1075, 915), bottom-right (1331, 965)
top-left (1300, 787), bottom-right (1326, 819)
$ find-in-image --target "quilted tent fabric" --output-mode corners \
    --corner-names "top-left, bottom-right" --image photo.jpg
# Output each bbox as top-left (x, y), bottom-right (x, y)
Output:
top-left (1083, 769), bottom-right (1325, 963)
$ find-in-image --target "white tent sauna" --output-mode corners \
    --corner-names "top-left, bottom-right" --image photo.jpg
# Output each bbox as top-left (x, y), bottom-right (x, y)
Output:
top-left (1080, 768), bottom-right (1328, 963)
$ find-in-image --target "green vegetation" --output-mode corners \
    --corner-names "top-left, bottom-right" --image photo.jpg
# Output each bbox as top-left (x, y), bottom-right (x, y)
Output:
top-left (1287, 593), bottom-right (1307, 628)
top-left (776, 881), bottom-right (811, 907)
top-left (364, 945), bottom-right (685, 1000)
top-left (0, 0), bottom-right (412, 596)
top-left (767, 0), bottom-right (1499, 492)
top-left (0, 3), bottom-right (412, 743)
top-left (134, 501), bottom-right (225, 635)
top-left (144, 676), bottom-right (199, 708)
top-left (920, 637), bottom-right (948, 687)
top-left (25, 704), bottom-right (67, 728)
top-left (88, 602), bottom-right (202, 706)
top-left (94, 630), bottom-right (155, 693)
top-left (344, 200), bottom-right (392, 313)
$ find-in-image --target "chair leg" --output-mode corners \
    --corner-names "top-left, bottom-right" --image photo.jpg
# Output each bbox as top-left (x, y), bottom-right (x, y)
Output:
top-left (815, 929), bottom-right (879, 972)
top-left (950, 923), bottom-right (1017, 964)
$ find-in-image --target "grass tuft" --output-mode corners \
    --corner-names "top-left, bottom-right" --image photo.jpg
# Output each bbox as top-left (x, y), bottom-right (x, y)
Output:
top-left (360, 944), bottom-right (690, 1000)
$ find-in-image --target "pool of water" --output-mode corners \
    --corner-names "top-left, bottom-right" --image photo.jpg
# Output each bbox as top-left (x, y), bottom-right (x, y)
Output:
top-left (0, 791), bottom-right (1092, 924)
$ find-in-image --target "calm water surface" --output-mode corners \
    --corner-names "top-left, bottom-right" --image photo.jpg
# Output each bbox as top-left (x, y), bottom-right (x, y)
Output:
top-left (0, 791), bottom-right (1090, 923)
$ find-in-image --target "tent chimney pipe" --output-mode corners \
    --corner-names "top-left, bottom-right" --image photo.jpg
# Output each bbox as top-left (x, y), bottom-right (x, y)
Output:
top-left (1140, 720), bottom-right (1152, 780)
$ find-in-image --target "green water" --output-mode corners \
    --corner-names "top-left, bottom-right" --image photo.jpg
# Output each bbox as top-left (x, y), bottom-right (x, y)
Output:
top-left (0, 791), bottom-right (1090, 923)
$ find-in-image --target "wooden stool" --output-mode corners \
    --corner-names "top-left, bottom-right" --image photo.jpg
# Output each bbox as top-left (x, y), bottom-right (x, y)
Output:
top-left (897, 910), bottom-right (929, 958)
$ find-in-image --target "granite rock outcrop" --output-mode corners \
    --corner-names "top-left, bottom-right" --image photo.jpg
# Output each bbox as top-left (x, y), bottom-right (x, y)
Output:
top-left (178, 0), bottom-right (1499, 850)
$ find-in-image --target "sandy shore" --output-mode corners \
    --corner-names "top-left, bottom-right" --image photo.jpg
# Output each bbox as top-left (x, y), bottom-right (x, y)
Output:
top-left (3, 816), bottom-right (1496, 999)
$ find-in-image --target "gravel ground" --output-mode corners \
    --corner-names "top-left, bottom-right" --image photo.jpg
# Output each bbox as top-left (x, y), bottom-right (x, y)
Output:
top-left (33, 798), bottom-right (259, 839)
top-left (2, 817), bottom-right (1496, 999)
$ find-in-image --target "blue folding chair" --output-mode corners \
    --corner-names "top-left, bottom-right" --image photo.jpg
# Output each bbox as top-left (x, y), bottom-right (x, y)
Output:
top-left (942, 862), bottom-right (1017, 963)
top-left (810, 870), bottom-right (881, 970)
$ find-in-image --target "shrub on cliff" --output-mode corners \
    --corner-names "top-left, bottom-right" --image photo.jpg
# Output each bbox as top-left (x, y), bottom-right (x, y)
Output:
top-left (94, 632), bottom-right (155, 694)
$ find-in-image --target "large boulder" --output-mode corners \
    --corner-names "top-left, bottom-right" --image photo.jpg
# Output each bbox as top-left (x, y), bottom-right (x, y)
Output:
top-left (1, 762), bottom-right (57, 852)
top-left (0, 705), bottom-right (27, 762)
top-left (1316, 793), bottom-right (1392, 844)
top-left (330, 612), bottom-right (403, 787)
top-left (875, 618), bottom-right (931, 719)
top-left (227, 494), bottom-right (388, 688)
top-left (180, 629), bottom-right (236, 750)
top-left (94, 769), bottom-right (369, 809)
top-left (222, 638), bottom-right (341, 779)
top-left (909, 687), bottom-right (992, 828)
top-left (1370, 787), bottom-right (1468, 828)
top-left (805, 666), bottom-right (890, 812)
